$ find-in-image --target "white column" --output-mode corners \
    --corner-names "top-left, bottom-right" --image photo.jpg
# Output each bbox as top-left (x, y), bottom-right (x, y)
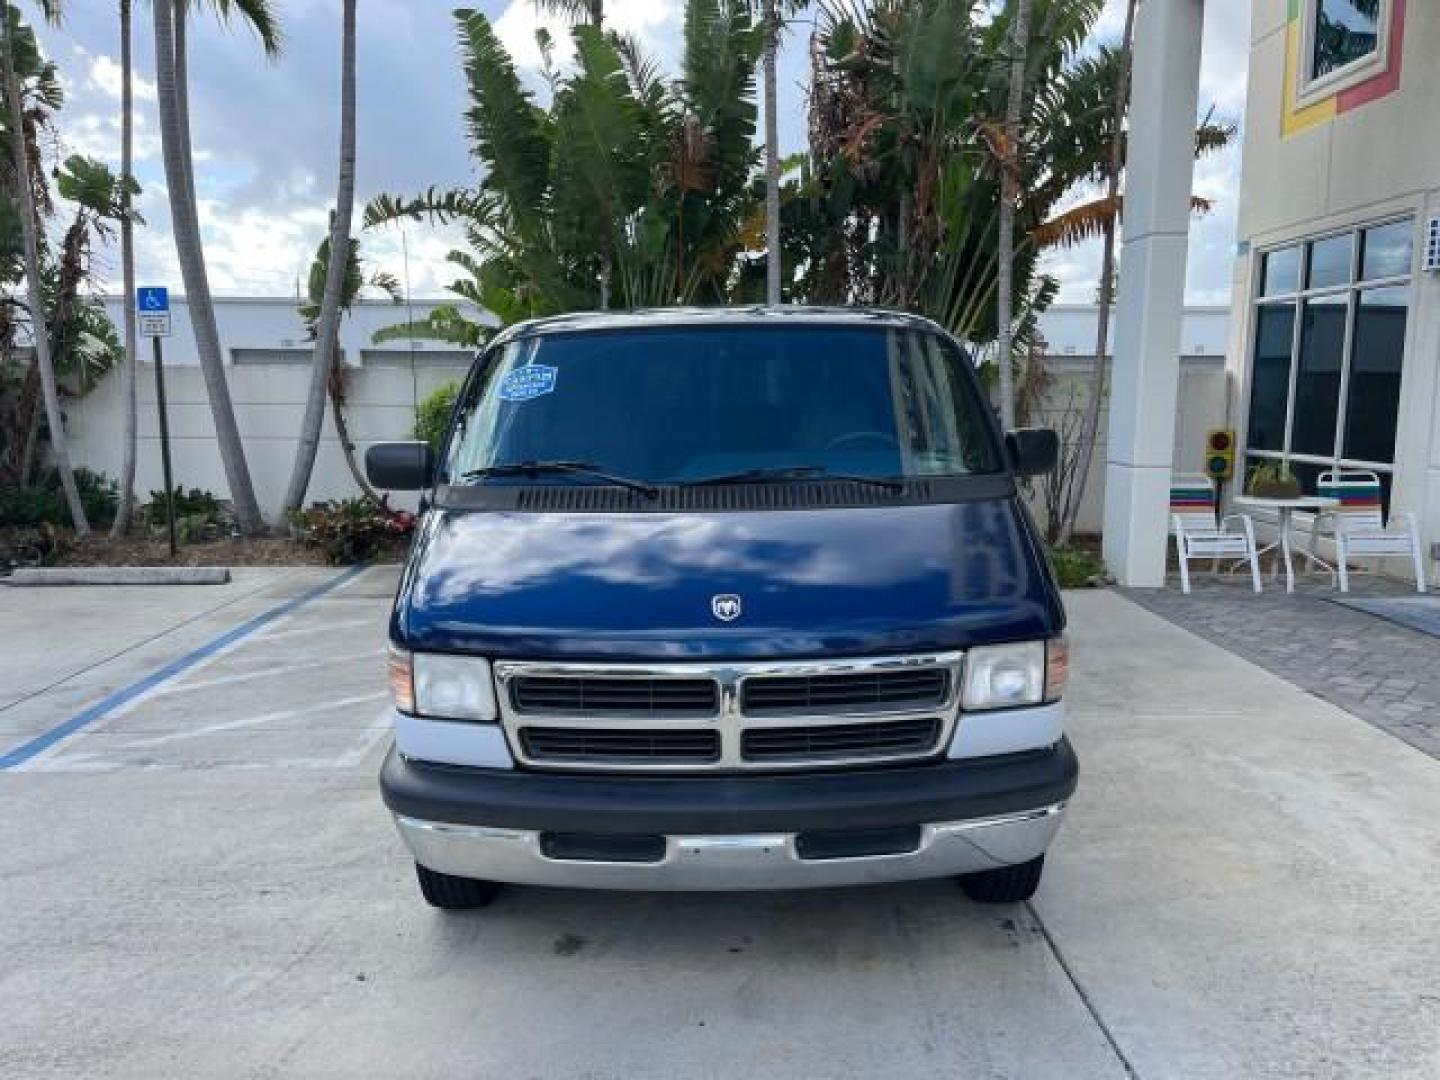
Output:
top-left (1103, 0), bottom-right (1206, 587)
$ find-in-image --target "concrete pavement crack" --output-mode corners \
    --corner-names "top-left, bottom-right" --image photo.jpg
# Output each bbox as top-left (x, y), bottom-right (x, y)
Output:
top-left (1026, 899), bottom-right (1141, 1080)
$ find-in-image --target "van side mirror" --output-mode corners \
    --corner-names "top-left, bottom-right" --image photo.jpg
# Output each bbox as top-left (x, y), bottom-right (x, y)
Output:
top-left (1005, 428), bottom-right (1059, 478)
top-left (366, 441), bottom-right (436, 491)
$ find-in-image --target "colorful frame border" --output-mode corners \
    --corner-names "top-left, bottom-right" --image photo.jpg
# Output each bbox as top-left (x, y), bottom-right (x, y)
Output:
top-left (1283, 0), bottom-right (1406, 139)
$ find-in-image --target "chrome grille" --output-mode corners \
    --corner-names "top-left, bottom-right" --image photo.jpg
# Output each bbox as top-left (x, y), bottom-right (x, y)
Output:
top-left (494, 653), bottom-right (962, 773)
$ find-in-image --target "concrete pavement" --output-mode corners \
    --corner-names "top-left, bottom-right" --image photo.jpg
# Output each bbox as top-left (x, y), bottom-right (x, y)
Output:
top-left (1, 576), bottom-right (1437, 1078)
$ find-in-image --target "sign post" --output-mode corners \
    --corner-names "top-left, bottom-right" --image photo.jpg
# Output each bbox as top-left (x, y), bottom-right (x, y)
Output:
top-left (137, 287), bottom-right (176, 557)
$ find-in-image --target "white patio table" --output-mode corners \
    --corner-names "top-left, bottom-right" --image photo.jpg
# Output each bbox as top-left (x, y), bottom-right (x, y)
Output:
top-left (1233, 494), bottom-right (1339, 594)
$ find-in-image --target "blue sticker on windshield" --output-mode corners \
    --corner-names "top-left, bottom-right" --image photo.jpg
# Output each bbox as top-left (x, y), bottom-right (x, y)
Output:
top-left (498, 364), bottom-right (558, 402)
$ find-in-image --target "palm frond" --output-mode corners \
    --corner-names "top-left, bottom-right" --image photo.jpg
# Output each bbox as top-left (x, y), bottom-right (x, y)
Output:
top-left (1196, 117), bottom-right (1236, 157)
top-left (372, 305), bottom-right (492, 348)
top-left (196, 0), bottom-right (283, 56)
top-left (612, 31), bottom-right (670, 113)
top-left (368, 271), bottom-right (403, 302)
top-left (456, 9), bottom-right (552, 229)
top-left (55, 155), bottom-right (140, 222)
top-left (362, 187), bottom-right (496, 229)
top-left (1030, 194), bottom-right (1116, 249)
top-left (1033, 193), bottom-right (1216, 250)
top-left (531, 0), bottom-right (602, 26)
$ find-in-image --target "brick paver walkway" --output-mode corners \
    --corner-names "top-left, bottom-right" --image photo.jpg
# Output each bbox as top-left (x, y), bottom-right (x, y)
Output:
top-left (1126, 577), bottom-right (1440, 762)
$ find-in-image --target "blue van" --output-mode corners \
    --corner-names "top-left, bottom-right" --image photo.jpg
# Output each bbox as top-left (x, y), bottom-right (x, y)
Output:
top-left (369, 308), bottom-right (1074, 909)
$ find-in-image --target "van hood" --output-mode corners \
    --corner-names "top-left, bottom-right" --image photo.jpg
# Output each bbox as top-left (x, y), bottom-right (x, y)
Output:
top-left (394, 501), bottom-right (1062, 660)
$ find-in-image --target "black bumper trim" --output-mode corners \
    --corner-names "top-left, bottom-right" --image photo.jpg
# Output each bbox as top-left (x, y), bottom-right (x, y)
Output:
top-left (380, 738), bottom-right (1077, 835)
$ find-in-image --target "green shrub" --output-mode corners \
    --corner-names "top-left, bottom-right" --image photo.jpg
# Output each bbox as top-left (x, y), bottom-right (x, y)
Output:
top-left (0, 485), bottom-right (65, 527)
top-left (0, 469), bottom-right (117, 528)
top-left (143, 486), bottom-right (223, 542)
top-left (414, 381), bottom-right (460, 451)
top-left (74, 469), bottom-right (119, 526)
top-left (289, 498), bottom-right (411, 565)
top-left (144, 486), bottom-right (220, 525)
top-left (1048, 545), bottom-right (1108, 589)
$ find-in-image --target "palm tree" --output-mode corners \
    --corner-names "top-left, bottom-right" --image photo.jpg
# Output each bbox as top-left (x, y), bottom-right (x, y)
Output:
top-left (2, 2), bottom-right (88, 532)
top-left (152, 0), bottom-right (279, 535)
top-left (295, 231), bottom-right (400, 504)
top-left (282, 0), bottom-right (356, 515)
top-left (800, 0), bottom-right (1100, 336)
top-left (1058, 0), bottom-right (1136, 545)
top-left (2, 155), bottom-right (129, 483)
top-left (52, 156), bottom-right (134, 394)
top-left (994, 0), bottom-right (1034, 432)
top-left (111, 0), bottom-right (139, 536)
top-left (760, 0), bottom-right (779, 304)
top-left (367, 2), bottom-right (761, 336)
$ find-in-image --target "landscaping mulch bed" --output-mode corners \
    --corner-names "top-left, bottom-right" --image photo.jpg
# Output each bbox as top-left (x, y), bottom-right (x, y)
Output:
top-left (0, 527), bottom-right (408, 573)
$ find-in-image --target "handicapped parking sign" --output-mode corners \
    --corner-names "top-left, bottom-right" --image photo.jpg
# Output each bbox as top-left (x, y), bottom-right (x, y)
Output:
top-left (137, 286), bottom-right (171, 337)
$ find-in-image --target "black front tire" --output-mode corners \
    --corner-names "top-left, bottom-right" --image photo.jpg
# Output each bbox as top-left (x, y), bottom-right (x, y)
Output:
top-left (414, 863), bottom-right (502, 909)
top-left (957, 855), bottom-right (1045, 904)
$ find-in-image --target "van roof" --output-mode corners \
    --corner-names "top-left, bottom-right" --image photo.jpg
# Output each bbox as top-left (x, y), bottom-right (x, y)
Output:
top-left (491, 306), bottom-right (949, 347)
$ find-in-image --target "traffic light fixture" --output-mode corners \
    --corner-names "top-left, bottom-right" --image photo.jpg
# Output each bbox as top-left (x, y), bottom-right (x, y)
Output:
top-left (1205, 428), bottom-right (1235, 482)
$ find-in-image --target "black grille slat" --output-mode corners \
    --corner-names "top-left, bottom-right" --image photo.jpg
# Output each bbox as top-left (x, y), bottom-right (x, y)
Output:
top-left (742, 669), bottom-right (948, 714)
top-left (511, 480), bottom-right (931, 514)
top-left (523, 727), bottom-right (720, 764)
top-left (742, 718), bottom-right (941, 762)
top-left (512, 676), bottom-right (718, 716)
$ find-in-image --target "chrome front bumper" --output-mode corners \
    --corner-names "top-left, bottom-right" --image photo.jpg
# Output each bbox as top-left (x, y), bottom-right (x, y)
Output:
top-left (393, 802), bottom-right (1065, 891)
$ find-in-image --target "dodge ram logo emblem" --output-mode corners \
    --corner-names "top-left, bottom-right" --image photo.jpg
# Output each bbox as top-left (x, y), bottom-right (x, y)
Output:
top-left (711, 594), bottom-right (742, 622)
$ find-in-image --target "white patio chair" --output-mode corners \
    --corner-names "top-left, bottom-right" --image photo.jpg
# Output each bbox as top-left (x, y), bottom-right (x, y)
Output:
top-left (1314, 470), bottom-right (1426, 593)
top-left (1170, 475), bottom-right (1262, 595)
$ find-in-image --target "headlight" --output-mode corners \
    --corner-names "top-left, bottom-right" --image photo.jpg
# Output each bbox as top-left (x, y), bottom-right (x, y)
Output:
top-left (392, 650), bottom-right (498, 722)
top-left (962, 639), bottom-right (1066, 711)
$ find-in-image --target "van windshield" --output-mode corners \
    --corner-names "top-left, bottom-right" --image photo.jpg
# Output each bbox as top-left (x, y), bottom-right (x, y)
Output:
top-left (443, 325), bottom-right (1004, 485)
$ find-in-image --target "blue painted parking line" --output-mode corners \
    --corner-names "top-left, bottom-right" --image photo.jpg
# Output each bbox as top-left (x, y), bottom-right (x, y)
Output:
top-left (0, 565), bottom-right (368, 771)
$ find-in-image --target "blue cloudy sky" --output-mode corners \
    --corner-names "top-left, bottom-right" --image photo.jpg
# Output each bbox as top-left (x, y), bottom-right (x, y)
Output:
top-left (40, 0), bottom-right (1250, 305)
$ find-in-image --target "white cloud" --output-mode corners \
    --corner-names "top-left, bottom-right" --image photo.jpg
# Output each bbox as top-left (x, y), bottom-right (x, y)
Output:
top-left (192, 201), bottom-right (331, 294)
top-left (364, 224), bottom-right (471, 299)
top-left (61, 108), bottom-right (162, 166)
top-left (493, 0), bottom-right (680, 79)
top-left (87, 53), bottom-right (158, 102)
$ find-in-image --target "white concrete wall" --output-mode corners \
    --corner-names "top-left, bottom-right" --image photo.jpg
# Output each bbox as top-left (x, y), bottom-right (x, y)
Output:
top-left (99, 295), bottom-right (470, 368)
top-left (1024, 356), bottom-right (1229, 537)
top-left (1040, 305), bottom-right (1230, 360)
top-left (68, 355), bottom-right (471, 519)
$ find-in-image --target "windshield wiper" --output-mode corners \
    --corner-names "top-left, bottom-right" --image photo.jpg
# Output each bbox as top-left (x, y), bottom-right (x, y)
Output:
top-left (683, 466), bottom-right (904, 493)
top-left (460, 460), bottom-right (659, 498)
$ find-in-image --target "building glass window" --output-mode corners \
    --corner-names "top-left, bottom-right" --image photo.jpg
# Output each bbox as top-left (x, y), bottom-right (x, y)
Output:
top-left (1312, 0), bottom-right (1382, 80)
top-left (1246, 305), bottom-right (1296, 452)
top-left (1291, 294), bottom-right (1347, 456)
top-left (1307, 234), bottom-right (1352, 289)
top-left (1343, 286), bottom-right (1408, 463)
top-left (1361, 220), bottom-right (1412, 280)
top-left (1261, 245), bottom-right (1301, 297)
top-left (1245, 218), bottom-right (1412, 503)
